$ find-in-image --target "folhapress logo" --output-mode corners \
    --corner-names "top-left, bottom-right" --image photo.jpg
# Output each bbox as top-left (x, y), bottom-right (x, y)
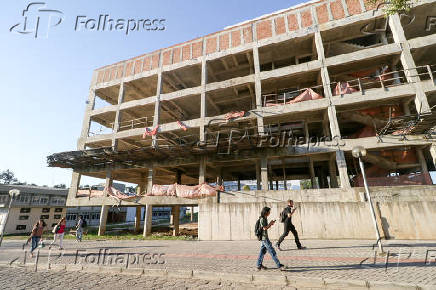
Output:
top-left (9, 2), bottom-right (63, 38)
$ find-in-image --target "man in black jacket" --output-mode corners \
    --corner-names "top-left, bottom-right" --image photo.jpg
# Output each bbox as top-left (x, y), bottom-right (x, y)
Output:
top-left (276, 200), bottom-right (305, 250)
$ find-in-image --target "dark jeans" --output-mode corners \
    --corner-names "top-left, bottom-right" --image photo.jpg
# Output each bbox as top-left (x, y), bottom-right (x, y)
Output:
top-left (30, 236), bottom-right (40, 253)
top-left (257, 239), bottom-right (281, 267)
top-left (278, 222), bottom-right (301, 248)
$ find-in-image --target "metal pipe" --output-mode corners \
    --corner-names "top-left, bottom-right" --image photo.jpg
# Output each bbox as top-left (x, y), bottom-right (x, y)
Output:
top-left (358, 157), bottom-right (383, 253)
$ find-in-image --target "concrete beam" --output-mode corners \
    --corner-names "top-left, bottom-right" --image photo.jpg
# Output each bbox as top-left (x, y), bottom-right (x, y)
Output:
top-left (260, 157), bottom-right (268, 190)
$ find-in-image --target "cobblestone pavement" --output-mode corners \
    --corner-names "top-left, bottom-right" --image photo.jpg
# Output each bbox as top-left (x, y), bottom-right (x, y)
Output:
top-left (0, 266), bottom-right (285, 290)
top-left (1, 239), bottom-right (436, 288)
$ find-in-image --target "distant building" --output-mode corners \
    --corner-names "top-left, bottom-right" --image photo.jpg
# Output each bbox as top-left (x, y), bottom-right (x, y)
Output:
top-left (0, 184), bottom-right (68, 235)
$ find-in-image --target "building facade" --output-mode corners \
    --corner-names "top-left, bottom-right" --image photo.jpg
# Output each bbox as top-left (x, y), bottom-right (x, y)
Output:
top-left (49, 0), bottom-right (436, 239)
top-left (0, 185), bottom-right (68, 235)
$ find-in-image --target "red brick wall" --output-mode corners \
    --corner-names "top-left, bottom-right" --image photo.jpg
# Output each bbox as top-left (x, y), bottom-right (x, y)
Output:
top-left (275, 16), bottom-right (286, 35)
top-left (142, 57), bottom-right (151, 72)
top-left (346, 0), bottom-right (362, 15)
top-left (287, 14), bottom-right (299, 31)
top-left (231, 30), bottom-right (241, 47)
top-left (192, 41), bottom-right (203, 59)
top-left (151, 54), bottom-right (160, 69)
top-left (256, 20), bottom-right (272, 40)
top-left (206, 37), bottom-right (217, 54)
top-left (330, 0), bottom-right (346, 20)
top-left (219, 33), bottom-right (230, 51)
top-left (162, 50), bottom-right (172, 66)
top-left (316, 4), bottom-right (329, 24)
top-left (95, 0), bottom-right (383, 84)
top-left (301, 10), bottom-right (313, 27)
top-left (243, 26), bottom-right (253, 43)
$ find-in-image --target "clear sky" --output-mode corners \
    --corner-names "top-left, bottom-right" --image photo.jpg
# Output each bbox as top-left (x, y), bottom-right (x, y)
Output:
top-left (0, 0), bottom-right (303, 187)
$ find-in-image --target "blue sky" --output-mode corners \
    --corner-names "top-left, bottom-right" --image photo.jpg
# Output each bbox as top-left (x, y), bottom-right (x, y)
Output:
top-left (0, 0), bottom-right (303, 186)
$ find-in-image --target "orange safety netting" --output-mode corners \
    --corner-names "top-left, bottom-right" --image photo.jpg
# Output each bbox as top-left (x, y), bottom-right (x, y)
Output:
top-left (351, 126), bottom-right (377, 138)
top-left (177, 121), bottom-right (188, 131)
top-left (224, 111), bottom-right (245, 120)
top-left (148, 183), bottom-right (223, 199)
top-left (142, 125), bottom-right (159, 139)
top-left (359, 105), bottom-right (403, 118)
top-left (333, 82), bottom-right (358, 96)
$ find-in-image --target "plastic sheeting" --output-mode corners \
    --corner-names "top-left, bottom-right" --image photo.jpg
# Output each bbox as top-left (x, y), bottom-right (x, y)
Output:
top-left (286, 88), bottom-right (324, 104)
top-left (224, 111), bottom-right (245, 120)
top-left (76, 189), bottom-right (105, 198)
top-left (265, 88), bottom-right (324, 107)
top-left (148, 183), bottom-right (223, 199)
top-left (105, 186), bottom-right (138, 200)
top-left (333, 82), bottom-right (358, 96)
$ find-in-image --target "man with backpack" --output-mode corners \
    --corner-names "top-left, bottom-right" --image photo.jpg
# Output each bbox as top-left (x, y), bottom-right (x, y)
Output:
top-left (276, 200), bottom-right (305, 250)
top-left (255, 206), bottom-right (285, 270)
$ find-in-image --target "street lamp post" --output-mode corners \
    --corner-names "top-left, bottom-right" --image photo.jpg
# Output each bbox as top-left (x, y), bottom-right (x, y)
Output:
top-left (0, 189), bottom-right (21, 247)
top-left (352, 146), bottom-right (384, 253)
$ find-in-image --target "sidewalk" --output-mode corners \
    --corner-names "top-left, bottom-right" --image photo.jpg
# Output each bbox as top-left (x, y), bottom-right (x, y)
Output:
top-left (1, 239), bottom-right (435, 289)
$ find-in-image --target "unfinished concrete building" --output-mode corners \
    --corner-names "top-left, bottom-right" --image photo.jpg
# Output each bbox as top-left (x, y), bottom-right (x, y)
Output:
top-left (49, 0), bottom-right (436, 240)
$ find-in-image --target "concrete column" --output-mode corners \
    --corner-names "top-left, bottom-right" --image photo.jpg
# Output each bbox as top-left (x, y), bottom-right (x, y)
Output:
top-left (69, 172), bottom-right (81, 199)
top-left (190, 206), bottom-right (194, 222)
top-left (388, 14), bottom-right (431, 113)
top-left (281, 158), bottom-right (287, 190)
top-left (104, 168), bottom-right (113, 197)
top-left (98, 205), bottom-right (109, 236)
top-left (256, 160), bottom-right (262, 190)
top-left (430, 145), bottom-right (436, 170)
top-left (199, 156), bottom-right (206, 184)
top-left (176, 170), bottom-right (182, 184)
top-left (260, 157), bottom-right (268, 190)
top-left (112, 82), bottom-right (125, 149)
top-left (309, 158), bottom-right (319, 189)
top-left (138, 173), bottom-right (147, 196)
top-left (146, 167), bottom-right (154, 194)
top-left (79, 87), bottom-right (97, 140)
top-left (152, 54), bottom-right (164, 148)
top-left (134, 207), bottom-right (141, 233)
top-left (252, 36), bottom-right (265, 135)
top-left (275, 180), bottom-right (279, 190)
top-left (402, 101), bottom-right (411, 116)
top-left (143, 204), bottom-right (153, 237)
top-left (200, 58), bottom-right (208, 142)
top-left (172, 205), bottom-right (180, 236)
top-left (237, 178), bottom-right (241, 191)
top-left (336, 150), bottom-right (351, 188)
top-left (268, 164), bottom-right (274, 190)
top-left (329, 155), bottom-right (339, 188)
top-left (417, 148), bottom-right (429, 174)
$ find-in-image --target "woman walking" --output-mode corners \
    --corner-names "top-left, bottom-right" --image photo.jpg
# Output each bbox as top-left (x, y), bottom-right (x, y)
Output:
top-left (29, 219), bottom-right (46, 258)
top-left (50, 217), bottom-right (66, 250)
top-left (256, 207), bottom-right (285, 270)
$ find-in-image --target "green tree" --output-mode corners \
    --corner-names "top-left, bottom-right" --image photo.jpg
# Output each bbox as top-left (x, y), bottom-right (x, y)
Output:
top-left (368, 0), bottom-right (414, 15)
top-left (0, 169), bottom-right (18, 184)
top-left (300, 179), bottom-right (312, 190)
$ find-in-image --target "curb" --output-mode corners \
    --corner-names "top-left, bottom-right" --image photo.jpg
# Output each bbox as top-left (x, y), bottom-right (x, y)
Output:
top-left (1, 263), bottom-right (435, 289)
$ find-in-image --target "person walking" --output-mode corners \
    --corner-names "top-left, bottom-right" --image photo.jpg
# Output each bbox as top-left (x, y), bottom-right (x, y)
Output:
top-left (276, 200), bottom-right (305, 250)
top-left (76, 215), bottom-right (83, 242)
top-left (29, 219), bottom-right (46, 258)
top-left (50, 217), bottom-right (66, 249)
top-left (256, 206), bottom-right (285, 270)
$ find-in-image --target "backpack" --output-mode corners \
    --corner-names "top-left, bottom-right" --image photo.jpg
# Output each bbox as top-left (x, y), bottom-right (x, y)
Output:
top-left (280, 209), bottom-right (287, 223)
top-left (254, 218), bottom-right (263, 241)
top-left (82, 219), bottom-right (87, 228)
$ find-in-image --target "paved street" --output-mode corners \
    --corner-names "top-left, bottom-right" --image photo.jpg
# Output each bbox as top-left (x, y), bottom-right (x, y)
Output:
top-left (0, 239), bottom-right (435, 289)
